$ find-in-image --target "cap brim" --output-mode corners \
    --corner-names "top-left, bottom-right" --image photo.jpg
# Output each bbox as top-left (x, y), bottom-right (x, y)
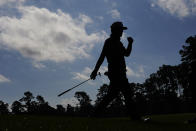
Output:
top-left (122, 27), bottom-right (127, 30)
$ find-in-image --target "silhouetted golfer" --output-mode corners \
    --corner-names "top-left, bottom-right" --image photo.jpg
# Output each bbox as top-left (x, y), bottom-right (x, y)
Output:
top-left (90, 21), bottom-right (140, 120)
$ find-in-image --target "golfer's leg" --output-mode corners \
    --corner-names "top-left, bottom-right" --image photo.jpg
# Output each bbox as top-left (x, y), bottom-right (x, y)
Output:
top-left (121, 79), bottom-right (140, 120)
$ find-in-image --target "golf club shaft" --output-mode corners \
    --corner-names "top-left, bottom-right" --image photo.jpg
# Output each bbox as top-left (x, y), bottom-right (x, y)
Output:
top-left (58, 78), bottom-right (91, 97)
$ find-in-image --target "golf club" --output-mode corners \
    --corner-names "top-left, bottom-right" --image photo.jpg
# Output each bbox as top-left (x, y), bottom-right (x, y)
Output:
top-left (58, 72), bottom-right (101, 97)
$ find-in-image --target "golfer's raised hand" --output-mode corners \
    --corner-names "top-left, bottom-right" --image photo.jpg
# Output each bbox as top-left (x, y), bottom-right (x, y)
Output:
top-left (90, 70), bottom-right (97, 80)
top-left (127, 37), bottom-right (133, 43)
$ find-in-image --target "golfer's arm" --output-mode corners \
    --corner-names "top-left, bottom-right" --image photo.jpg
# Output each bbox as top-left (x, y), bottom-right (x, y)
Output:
top-left (124, 42), bottom-right (132, 57)
top-left (93, 51), bottom-right (105, 72)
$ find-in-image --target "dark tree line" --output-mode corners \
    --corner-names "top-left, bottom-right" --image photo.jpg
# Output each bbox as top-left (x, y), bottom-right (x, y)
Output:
top-left (0, 91), bottom-right (93, 116)
top-left (0, 35), bottom-right (195, 116)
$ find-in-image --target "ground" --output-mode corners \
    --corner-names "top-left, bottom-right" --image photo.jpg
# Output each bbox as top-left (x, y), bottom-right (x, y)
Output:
top-left (0, 113), bottom-right (196, 131)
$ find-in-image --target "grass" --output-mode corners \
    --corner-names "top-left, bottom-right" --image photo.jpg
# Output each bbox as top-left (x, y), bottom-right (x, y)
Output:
top-left (0, 113), bottom-right (196, 131)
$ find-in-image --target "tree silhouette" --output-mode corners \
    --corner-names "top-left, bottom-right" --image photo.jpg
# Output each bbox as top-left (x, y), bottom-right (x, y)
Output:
top-left (18, 91), bottom-right (56, 114)
top-left (143, 65), bottom-right (181, 114)
top-left (66, 104), bottom-right (74, 116)
top-left (180, 36), bottom-right (196, 65)
top-left (175, 63), bottom-right (190, 99)
top-left (0, 100), bottom-right (9, 114)
top-left (35, 95), bottom-right (52, 114)
top-left (19, 91), bottom-right (34, 113)
top-left (75, 91), bottom-right (92, 107)
top-left (74, 91), bottom-right (92, 116)
top-left (180, 35), bottom-right (196, 112)
top-left (95, 84), bottom-right (109, 106)
top-left (11, 101), bottom-right (24, 114)
top-left (36, 95), bottom-right (45, 105)
top-left (56, 104), bottom-right (66, 114)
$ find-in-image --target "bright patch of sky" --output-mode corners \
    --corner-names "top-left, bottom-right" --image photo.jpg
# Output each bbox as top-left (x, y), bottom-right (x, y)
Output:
top-left (0, 0), bottom-right (195, 107)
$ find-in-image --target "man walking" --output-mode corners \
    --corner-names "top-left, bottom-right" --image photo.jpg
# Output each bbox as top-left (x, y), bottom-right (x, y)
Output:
top-left (90, 22), bottom-right (140, 120)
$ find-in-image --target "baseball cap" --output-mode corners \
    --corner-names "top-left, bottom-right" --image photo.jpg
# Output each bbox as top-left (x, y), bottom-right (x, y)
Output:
top-left (111, 21), bottom-right (127, 30)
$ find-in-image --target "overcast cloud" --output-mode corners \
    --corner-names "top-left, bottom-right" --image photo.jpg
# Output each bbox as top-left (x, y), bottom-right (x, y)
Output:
top-left (0, 6), bottom-right (107, 64)
top-left (0, 74), bottom-right (11, 83)
top-left (108, 9), bottom-right (121, 19)
top-left (0, 0), bottom-right (25, 6)
top-left (126, 66), bottom-right (145, 78)
top-left (152, 0), bottom-right (196, 18)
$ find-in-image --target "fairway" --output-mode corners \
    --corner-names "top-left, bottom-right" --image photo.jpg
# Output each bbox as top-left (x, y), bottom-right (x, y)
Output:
top-left (0, 113), bottom-right (196, 131)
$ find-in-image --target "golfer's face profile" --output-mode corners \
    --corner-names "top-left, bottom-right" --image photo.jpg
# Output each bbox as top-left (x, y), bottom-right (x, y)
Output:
top-left (119, 29), bottom-right (123, 37)
top-left (114, 29), bottom-right (123, 37)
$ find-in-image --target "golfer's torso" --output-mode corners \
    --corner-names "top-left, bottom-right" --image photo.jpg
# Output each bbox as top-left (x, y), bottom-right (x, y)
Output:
top-left (105, 38), bottom-right (126, 74)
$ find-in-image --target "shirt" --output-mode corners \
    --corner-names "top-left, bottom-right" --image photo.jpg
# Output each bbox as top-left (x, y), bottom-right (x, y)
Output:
top-left (102, 36), bottom-right (127, 74)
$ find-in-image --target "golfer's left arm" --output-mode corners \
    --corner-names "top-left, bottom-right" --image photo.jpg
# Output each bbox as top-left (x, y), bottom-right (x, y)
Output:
top-left (124, 37), bottom-right (133, 57)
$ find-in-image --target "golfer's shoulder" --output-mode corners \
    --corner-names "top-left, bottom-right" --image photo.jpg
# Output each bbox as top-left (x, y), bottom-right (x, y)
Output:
top-left (104, 38), bottom-right (111, 46)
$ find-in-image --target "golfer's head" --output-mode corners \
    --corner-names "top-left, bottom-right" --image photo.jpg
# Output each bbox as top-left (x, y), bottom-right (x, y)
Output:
top-left (111, 21), bottom-right (127, 37)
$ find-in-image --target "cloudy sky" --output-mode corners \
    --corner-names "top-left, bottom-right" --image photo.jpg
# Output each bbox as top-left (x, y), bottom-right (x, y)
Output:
top-left (0, 0), bottom-right (196, 107)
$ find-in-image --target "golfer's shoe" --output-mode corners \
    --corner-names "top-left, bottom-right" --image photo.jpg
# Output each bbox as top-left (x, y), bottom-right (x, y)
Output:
top-left (143, 117), bottom-right (151, 123)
